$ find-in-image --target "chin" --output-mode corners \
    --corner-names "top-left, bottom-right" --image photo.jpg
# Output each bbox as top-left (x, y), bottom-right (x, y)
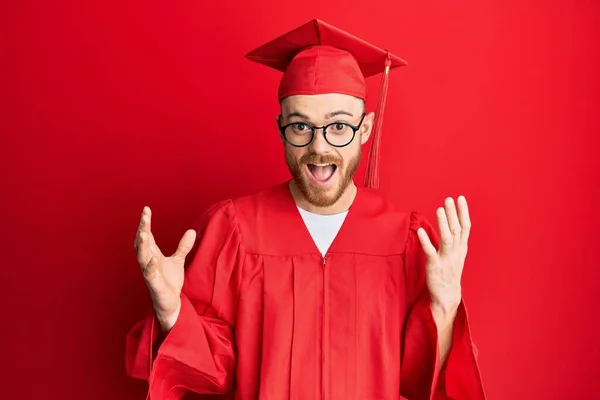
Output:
top-left (298, 170), bottom-right (346, 208)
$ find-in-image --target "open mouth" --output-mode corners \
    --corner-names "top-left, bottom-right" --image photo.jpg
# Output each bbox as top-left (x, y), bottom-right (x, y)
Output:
top-left (307, 163), bottom-right (337, 184)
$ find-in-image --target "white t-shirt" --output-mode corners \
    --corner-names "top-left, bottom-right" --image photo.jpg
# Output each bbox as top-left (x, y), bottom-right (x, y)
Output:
top-left (297, 207), bottom-right (348, 257)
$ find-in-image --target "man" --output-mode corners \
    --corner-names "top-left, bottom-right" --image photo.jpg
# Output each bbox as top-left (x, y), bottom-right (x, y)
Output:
top-left (126, 19), bottom-right (485, 400)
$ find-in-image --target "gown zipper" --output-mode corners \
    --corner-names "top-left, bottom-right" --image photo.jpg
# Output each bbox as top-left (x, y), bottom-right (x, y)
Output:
top-left (321, 255), bottom-right (327, 400)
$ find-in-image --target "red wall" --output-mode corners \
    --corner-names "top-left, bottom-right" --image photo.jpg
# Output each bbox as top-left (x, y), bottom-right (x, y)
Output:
top-left (2, 1), bottom-right (599, 399)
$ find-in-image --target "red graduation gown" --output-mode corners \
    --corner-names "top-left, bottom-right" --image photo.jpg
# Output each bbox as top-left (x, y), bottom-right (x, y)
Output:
top-left (126, 182), bottom-right (485, 399)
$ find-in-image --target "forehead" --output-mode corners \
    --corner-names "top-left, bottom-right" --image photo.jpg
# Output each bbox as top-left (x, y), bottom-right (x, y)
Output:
top-left (280, 93), bottom-right (363, 117)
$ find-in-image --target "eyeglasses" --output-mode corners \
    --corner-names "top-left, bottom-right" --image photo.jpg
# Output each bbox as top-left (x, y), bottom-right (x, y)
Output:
top-left (278, 113), bottom-right (366, 148)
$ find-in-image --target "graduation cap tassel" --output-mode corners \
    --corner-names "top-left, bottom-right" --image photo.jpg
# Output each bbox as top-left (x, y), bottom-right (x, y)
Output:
top-left (364, 53), bottom-right (392, 190)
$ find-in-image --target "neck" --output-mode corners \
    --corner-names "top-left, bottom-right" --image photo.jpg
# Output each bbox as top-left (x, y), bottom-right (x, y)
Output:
top-left (289, 180), bottom-right (357, 215)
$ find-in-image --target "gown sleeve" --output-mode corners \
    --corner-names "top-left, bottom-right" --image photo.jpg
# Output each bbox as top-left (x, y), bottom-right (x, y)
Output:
top-left (125, 200), bottom-right (244, 400)
top-left (400, 211), bottom-right (486, 400)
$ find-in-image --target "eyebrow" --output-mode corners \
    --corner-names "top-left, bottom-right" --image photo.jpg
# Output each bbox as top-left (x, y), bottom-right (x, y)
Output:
top-left (285, 111), bottom-right (311, 120)
top-left (285, 110), bottom-right (355, 120)
top-left (325, 110), bottom-right (354, 119)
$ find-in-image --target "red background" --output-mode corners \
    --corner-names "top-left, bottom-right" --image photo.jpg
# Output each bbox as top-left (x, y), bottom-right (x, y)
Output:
top-left (1, 1), bottom-right (599, 399)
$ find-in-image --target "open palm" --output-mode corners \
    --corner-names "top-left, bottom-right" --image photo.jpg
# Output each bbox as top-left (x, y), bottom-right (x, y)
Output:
top-left (417, 196), bottom-right (471, 308)
top-left (134, 206), bottom-right (196, 330)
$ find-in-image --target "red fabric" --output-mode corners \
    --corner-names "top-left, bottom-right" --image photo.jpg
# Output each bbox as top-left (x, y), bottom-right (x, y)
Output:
top-left (277, 45), bottom-right (368, 102)
top-left (244, 19), bottom-right (408, 97)
top-left (246, 19), bottom-right (406, 101)
top-left (126, 182), bottom-right (485, 399)
top-left (244, 18), bottom-right (407, 102)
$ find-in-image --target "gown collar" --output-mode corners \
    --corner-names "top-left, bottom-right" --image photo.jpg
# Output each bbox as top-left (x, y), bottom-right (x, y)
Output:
top-left (275, 180), bottom-right (368, 256)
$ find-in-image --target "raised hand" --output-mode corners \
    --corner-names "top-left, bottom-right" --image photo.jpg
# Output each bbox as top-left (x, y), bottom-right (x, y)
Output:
top-left (417, 196), bottom-right (471, 310)
top-left (134, 206), bottom-right (197, 332)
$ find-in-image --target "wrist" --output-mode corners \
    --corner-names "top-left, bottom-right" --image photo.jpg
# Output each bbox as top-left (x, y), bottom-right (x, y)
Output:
top-left (430, 298), bottom-right (460, 329)
top-left (155, 300), bottom-right (181, 333)
top-left (430, 286), bottom-right (462, 312)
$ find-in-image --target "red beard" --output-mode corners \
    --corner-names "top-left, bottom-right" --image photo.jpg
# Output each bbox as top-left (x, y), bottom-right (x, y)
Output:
top-left (286, 148), bottom-right (361, 207)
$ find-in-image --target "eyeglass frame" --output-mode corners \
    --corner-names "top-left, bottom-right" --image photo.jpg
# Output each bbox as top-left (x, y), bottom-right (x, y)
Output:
top-left (277, 113), bottom-right (366, 148)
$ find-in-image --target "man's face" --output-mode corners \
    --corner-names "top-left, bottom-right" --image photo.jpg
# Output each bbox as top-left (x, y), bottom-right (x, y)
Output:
top-left (279, 93), bottom-right (373, 208)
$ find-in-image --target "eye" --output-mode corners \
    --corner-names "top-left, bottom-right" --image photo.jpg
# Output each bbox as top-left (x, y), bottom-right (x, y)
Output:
top-left (331, 123), bottom-right (348, 132)
top-left (291, 123), bottom-right (310, 133)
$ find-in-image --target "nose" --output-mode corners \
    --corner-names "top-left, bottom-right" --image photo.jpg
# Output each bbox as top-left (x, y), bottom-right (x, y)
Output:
top-left (308, 128), bottom-right (332, 154)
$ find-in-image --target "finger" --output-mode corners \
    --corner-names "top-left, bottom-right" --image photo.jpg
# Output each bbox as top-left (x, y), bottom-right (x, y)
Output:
top-left (444, 197), bottom-right (462, 241)
top-left (135, 206), bottom-right (152, 249)
top-left (437, 206), bottom-right (453, 251)
top-left (135, 207), bottom-right (152, 265)
top-left (141, 206), bottom-right (151, 234)
top-left (457, 195), bottom-right (471, 244)
top-left (136, 231), bottom-right (152, 266)
top-left (417, 227), bottom-right (438, 259)
top-left (172, 229), bottom-right (197, 259)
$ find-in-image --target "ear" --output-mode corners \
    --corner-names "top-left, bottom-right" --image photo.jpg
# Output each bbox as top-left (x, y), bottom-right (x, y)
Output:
top-left (359, 112), bottom-right (376, 145)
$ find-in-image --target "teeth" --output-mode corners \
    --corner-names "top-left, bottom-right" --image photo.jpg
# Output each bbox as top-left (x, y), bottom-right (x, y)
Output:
top-left (313, 163), bottom-right (332, 167)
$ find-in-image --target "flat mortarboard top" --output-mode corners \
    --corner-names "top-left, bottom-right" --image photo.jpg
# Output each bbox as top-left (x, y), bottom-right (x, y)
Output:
top-left (245, 19), bottom-right (407, 189)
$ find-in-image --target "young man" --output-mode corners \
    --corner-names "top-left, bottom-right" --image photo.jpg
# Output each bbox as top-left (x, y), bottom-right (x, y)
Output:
top-left (127, 19), bottom-right (485, 400)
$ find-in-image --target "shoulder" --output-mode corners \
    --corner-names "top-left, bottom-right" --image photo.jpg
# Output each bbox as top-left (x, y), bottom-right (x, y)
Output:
top-left (359, 188), bottom-right (431, 228)
top-left (356, 188), bottom-right (412, 225)
top-left (333, 188), bottom-right (424, 255)
top-left (194, 182), bottom-right (290, 244)
top-left (231, 182), bottom-right (289, 207)
top-left (190, 198), bottom-right (238, 236)
top-left (228, 181), bottom-right (291, 223)
top-left (356, 188), bottom-right (438, 251)
top-left (196, 182), bottom-right (288, 222)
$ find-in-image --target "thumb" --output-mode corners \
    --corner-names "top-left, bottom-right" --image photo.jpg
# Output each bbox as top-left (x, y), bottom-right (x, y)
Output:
top-left (417, 227), bottom-right (437, 259)
top-left (172, 229), bottom-right (197, 259)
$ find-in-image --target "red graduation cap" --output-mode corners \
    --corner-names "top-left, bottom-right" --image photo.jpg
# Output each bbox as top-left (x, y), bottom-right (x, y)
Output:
top-left (245, 19), bottom-right (407, 189)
